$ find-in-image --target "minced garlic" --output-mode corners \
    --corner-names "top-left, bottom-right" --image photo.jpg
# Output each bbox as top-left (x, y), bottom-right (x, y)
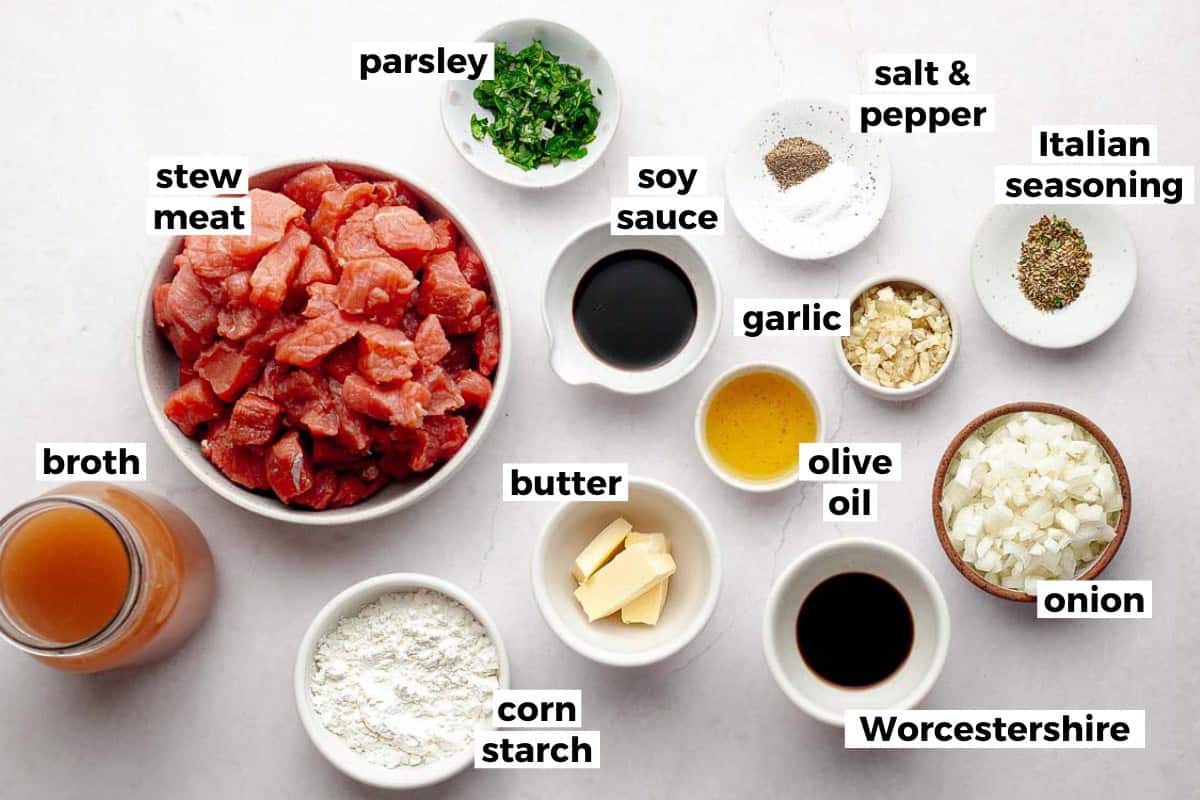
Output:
top-left (842, 284), bottom-right (952, 388)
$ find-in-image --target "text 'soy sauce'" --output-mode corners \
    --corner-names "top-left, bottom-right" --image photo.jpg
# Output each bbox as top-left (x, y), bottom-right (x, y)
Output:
top-left (0, 483), bottom-right (215, 672)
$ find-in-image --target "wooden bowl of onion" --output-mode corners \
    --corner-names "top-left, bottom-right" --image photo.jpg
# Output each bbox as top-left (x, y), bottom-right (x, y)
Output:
top-left (932, 402), bottom-right (1131, 602)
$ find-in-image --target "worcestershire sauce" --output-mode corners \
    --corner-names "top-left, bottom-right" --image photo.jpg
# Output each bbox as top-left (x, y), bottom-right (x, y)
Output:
top-left (796, 572), bottom-right (913, 688)
top-left (572, 249), bottom-right (697, 370)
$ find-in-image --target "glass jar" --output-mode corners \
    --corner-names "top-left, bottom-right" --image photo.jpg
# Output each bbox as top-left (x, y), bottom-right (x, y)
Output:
top-left (0, 482), bottom-right (216, 672)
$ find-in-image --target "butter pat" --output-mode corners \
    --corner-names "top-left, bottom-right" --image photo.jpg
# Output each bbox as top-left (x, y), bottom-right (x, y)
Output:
top-left (574, 547), bottom-right (676, 622)
top-left (572, 517), bottom-right (633, 583)
top-left (621, 532), bottom-right (671, 625)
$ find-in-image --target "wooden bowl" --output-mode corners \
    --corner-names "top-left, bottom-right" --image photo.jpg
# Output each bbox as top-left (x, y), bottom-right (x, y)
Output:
top-left (931, 402), bottom-right (1132, 602)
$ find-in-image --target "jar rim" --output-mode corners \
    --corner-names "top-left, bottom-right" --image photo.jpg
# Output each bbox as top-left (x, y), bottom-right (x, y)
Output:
top-left (0, 495), bottom-right (145, 656)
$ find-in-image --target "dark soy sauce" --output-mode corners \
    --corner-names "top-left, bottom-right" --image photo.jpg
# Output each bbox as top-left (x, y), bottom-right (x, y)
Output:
top-left (572, 249), bottom-right (697, 370)
top-left (796, 572), bottom-right (914, 688)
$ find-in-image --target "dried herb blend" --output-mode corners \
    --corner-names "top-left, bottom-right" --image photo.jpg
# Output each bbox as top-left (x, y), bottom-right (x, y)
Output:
top-left (1016, 215), bottom-right (1093, 311)
top-left (470, 41), bottom-right (600, 171)
top-left (764, 137), bottom-right (831, 189)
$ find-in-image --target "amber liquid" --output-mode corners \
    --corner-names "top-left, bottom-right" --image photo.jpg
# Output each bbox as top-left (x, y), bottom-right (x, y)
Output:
top-left (0, 505), bottom-right (131, 644)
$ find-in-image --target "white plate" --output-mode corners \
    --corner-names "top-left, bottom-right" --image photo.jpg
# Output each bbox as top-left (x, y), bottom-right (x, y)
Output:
top-left (725, 97), bottom-right (890, 259)
top-left (441, 19), bottom-right (621, 189)
top-left (971, 205), bottom-right (1137, 349)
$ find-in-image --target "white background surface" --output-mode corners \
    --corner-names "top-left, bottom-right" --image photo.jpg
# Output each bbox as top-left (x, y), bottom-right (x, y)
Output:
top-left (1, 1), bottom-right (1197, 797)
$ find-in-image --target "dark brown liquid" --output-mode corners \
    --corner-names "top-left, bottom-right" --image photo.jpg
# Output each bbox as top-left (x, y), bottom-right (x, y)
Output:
top-left (796, 572), bottom-right (913, 688)
top-left (572, 249), bottom-right (697, 370)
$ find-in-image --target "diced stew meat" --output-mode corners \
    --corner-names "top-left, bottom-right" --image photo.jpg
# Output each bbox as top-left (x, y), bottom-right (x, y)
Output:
top-left (156, 165), bottom-right (500, 509)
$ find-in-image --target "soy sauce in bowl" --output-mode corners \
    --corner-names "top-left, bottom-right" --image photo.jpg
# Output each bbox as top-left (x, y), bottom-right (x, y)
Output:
top-left (572, 249), bottom-right (697, 370)
top-left (796, 572), bottom-right (913, 688)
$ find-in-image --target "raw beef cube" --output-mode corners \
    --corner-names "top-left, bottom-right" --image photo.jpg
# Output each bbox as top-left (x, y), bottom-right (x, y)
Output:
top-left (249, 224), bottom-right (311, 312)
top-left (440, 336), bottom-right (474, 371)
top-left (453, 369), bottom-right (492, 409)
top-left (312, 436), bottom-right (361, 465)
top-left (266, 431), bottom-right (314, 503)
top-left (334, 257), bottom-right (416, 315)
top-left (228, 189), bottom-right (304, 264)
top-left (474, 307), bottom-right (501, 376)
top-left (202, 419), bottom-right (269, 490)
top-left (228, 392), bottom-right (283, 446)
top-left (302, 282), bottom-right (339, 319)
top-left (217, 296), bottom-right (266, 341)
top-left (311, 182), bottom-right (376, 240)
top-left (358, 323), bottom-right (418, 384)
top-left (281, 164), bottom-right (339, 211)
top-left (373, 206), bottom-right (438, 258)
top-left (328, 379), bottom-right (372, 453)
top-left (176, 237), bottom-right (238, 280)
top-left (161, 263), bottom-right (219, 360)
top-left (428, 218), bottom-right (458, 255)
top-left (276, 370), bottom-right (339, 437)
top-left (329, 473), bottom-right (388, 508)
top-left (194, 341), bottom-right (265, 402)
top-left (342, 373), bottom-right (430, 428)
top-left (297, 244), bottom-right (334, 287)
top-left (416, 252), bottom-right (485, 320)
top-left (414, 315), bottom-right (450, 365)
top-left (335, 205), bottom-right (389, 261)
top-left (321, 341), bottom-right (359, 381)
top-left (332, 167), bottom-right (366, 187)
top-left (418, 365), bottom-right (464, 414)
top-left (222, 271), bottom-right (251, 305)
top-left (409, 415), bottom-right (469, 472)
top-left (371, 179), bottom-right (419, 209)
top-left (291, 467), bottom-right (339, 509)
top-left (456, 242), bottom-right (489, 291)
top-left (163, 378), bottom-right (224, 436)
top-left (251, 360), bottom-right (290, 400)
top-left (243, 313), bottom-right (302, 356)
top-left (274, 311), bottom-right (360, 368)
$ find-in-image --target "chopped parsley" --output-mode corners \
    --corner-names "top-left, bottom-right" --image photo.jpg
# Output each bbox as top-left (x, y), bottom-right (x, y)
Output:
top-left (470, 40), bottom-right (600, 171)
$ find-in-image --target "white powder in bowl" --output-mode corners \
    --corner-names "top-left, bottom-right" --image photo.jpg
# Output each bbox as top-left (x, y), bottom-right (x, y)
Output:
top-left (308, 589), bottom-right (500, 768)
top-left (777, 161), bottom-right (858, 224)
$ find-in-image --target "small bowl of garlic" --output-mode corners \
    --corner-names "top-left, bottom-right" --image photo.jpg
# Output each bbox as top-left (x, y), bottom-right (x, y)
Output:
top-left (836, 275), bottom-right (959, 401)
top-left (932, 403), bottom-right (1132, 601)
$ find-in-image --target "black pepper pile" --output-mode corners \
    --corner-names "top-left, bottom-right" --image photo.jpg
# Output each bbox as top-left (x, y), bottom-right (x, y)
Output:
top-left (1016, 215), bottom-right (1093, 311)
top-left (764, 137), bottom-right (831, 189)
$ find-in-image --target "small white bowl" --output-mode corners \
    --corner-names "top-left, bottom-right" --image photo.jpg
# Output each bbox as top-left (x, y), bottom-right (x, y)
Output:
top-left (971, 204), bottom-right (1137, 349)
top-left (694, 362), bottom-right (825, 492)
top-left (543, 219), bottom-right (721, 394)
top-left (763, 538), bottom-right (950, 727)
top-left (294, 573), bottom-right (510, 790)
top-left (532, 477), bottom-right (721, 667)
top-left (135, 160), bottom-right (511, 526)
top-left (441, 19), bottom-right (621, 189)
top-left (725, 97), bottom-right (891, 259)
top-left (836, 274), bottom-right (960, 402)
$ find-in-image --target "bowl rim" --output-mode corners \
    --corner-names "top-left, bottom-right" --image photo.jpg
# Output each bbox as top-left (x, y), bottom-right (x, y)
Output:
top-left (292, 572), bottom-right (511, 789)
top-left (693, 361), bottom-right (825, 492)
top-left (530, 475), bottom-right (722, 667)
top-left (439, 17), bottom-right (622, 189)
top-left (135, 159), bottom-right (511, 526)
top-left (723, 95), bottom-right (892, 260)
top-left (835, 273), bottom-right (961, 400)
top-left (542, 217), bottom-right (722, 395)
top-left (761, 537), bottom-right (951, 726)
top-left (930, 401), bottom-right (1133, 602)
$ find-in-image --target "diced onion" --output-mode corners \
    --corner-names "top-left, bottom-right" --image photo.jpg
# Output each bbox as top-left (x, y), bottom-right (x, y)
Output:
top-left (942, 412), bottom-right (1122, 592)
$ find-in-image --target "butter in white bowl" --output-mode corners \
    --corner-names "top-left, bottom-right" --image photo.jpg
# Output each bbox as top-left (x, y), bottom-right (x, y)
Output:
top-left (572, 521), bottom-right (675, 623)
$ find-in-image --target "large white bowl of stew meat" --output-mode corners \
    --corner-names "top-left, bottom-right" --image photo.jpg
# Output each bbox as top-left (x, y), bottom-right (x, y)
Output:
top-left (136, 160), bottom-right (510, 525)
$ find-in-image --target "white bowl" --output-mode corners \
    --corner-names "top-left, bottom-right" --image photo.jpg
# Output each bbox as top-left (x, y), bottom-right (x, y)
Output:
top-left (441, 19), bottom-right (621, 189)
top-left (532, 477), bottom-right (721, 667)
top-left (135, 160), bottom-right (511, 525)
top-left (725, 97), bottom-right (891, 259)
top-left (694, 362), bottom-right (825, 492)
top-left (293, 573), bottom-right (510, 790)
top-left (836, 274), bottom-right (960, 401)
top-left (763, 538), bottom-right (950, 726)
top-left (971, 204), bottom-right (1137, 349)
top-left (543, 219), bottom-right (721, 394)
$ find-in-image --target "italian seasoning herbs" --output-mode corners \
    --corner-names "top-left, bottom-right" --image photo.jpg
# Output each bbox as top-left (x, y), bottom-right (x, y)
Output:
top-left (1016, 215), bottom-right (1093, 311)
top-left (764, 137), bottom-right (831, 189)
top-left (470, 40), bottom-right (600, 171)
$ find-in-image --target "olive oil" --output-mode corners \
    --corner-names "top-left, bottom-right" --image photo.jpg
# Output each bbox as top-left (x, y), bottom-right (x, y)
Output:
top-left (703, 370), bottom-right (818, 482)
